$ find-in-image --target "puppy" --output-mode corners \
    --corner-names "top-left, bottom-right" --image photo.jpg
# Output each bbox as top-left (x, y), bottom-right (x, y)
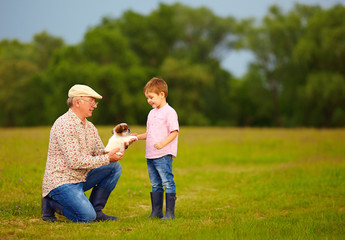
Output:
top-left (104, 123), bottom-right (138, 155)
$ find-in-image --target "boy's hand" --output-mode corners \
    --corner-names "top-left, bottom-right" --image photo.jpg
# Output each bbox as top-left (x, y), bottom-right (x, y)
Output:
top-left (132, 132), bottom-right (147, 141)
top-left (154, 142), bottom-right (164, 150)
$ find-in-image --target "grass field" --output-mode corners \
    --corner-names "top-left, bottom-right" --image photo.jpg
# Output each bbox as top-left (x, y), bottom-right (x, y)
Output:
top-left (0, 127), bottom-right (344, 239)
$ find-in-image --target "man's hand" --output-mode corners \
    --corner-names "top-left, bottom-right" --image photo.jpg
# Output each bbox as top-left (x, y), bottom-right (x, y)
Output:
top-left (108, 148), bottom-right (124, 162)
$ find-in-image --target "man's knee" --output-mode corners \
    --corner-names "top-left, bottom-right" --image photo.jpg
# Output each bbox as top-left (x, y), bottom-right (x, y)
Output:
top-left (64, 196), bottom-right (97, 223)
top-left (110, 162), bottom-right (122, 176)
top-left (72, 208), bottom-right (96, 223)
top-left (113, 161), bottom-right (122, 171)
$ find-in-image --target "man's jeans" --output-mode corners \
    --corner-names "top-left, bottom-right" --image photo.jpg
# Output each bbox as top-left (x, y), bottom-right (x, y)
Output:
top-left (48, 162), bottom-right (122, 222)
top-left (147, 155), bottom-right (176, 193)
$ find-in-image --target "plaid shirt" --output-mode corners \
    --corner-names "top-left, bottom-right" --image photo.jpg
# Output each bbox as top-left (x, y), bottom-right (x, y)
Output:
top-left (42, 109), bottom-right (109, 197)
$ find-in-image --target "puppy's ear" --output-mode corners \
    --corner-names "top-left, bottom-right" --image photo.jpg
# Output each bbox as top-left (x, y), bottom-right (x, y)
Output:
top-left (114, 125), bottom-right (122, 134)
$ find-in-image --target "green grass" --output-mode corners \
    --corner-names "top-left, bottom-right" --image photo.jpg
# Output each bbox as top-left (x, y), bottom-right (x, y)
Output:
top-left (0, 127), bottom-right (344, 239)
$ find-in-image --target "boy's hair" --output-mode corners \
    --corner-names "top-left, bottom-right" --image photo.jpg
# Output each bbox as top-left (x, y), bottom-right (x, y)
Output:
top-left (144, 77), bottom-right (168, 98)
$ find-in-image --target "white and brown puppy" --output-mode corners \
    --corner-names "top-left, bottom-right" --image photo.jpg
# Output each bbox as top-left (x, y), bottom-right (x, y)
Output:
top-left (104, 123), bottom-right (138, 155)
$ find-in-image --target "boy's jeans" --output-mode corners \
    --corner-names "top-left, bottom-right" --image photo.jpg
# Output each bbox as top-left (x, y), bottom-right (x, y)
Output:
top-left (47, 162), bottom-right (122, 222)
top-left (147, 155), bottom-right (176, 193)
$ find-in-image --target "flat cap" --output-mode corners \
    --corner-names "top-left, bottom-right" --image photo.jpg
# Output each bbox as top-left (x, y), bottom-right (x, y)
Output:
top-left (68, 84), bottom-right (102, 99)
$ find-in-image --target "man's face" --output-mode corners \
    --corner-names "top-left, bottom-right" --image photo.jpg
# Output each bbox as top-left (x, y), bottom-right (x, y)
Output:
top-left (79, 97), bottom-right (98, 118)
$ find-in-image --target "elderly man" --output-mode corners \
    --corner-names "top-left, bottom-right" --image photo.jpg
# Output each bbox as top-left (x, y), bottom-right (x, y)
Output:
top-left (41, 84), bottom-right (133, 222)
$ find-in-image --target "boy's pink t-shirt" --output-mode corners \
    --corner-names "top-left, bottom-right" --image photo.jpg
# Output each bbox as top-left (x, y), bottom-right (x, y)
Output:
top-left (145, 103), bottom-right (179, 159)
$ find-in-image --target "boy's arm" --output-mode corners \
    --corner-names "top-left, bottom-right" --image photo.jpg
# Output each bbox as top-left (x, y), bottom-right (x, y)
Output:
top-left (154, 130), bottom-right (178, 150)
top-left (135, 132), bottom-right (147, 140)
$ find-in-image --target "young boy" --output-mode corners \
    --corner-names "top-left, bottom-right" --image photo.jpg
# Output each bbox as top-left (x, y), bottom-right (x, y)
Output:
top-left (136, 77), bottom-right (179, 220)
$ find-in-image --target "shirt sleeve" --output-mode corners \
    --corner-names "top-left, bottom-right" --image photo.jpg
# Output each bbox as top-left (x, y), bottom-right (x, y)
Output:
top-left (53, 121), bottom-right (109, 170)
top-left (90, 124), bottom-right (107, 156)
top-left (167, 108), bottom-right (179, 133)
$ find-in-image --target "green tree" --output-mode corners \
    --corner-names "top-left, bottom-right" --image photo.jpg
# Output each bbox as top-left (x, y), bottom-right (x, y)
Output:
top-left (159, 57), bottom-right (213, 125)
top-left (294, 5), bottom-right (345, 75)
top-left (0, 37), bottom-right (58, 126)
top-left (32, 31), bottom-right (65, 70)
top-left (0, 58), bottom-right (39, 126)
top-left (1, 3), bottom-right (344, 127)
top-left (84, 3), bottom-right (239, 126)
top-left (301, 72), bottom-right (345, 127)
top-left (82, 25), bottom-right (139, 67)
top-left (234, 65), bottom-right (274, 126)
top-left (240, 4), bottom-right (324, 126)
top-left (293, 5), bottom-right (345, 127)
top-left (0, 33), bottom-right (64, 126)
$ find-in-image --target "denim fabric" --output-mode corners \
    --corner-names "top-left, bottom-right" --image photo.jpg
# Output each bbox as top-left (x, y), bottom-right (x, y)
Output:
top-left (48, 162), bottom-right (122, 222)
top-left (83, 162), bottom-right (122, 192)
top-left (147, 155), bottom-right (176, 193)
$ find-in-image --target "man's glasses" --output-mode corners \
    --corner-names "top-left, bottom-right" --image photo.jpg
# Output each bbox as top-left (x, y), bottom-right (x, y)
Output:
top-left (80, 97), bottom-right (98, 106)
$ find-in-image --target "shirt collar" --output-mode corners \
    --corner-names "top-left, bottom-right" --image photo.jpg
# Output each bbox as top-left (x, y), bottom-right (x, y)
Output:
top-left (156, 103), bottom-right (169, 111)
top-left (67, 108), bottom-right (87, 126)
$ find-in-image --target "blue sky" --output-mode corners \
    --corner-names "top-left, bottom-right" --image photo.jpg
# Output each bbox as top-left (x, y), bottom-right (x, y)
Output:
top-left (0, 0), bottom-right (343, 76)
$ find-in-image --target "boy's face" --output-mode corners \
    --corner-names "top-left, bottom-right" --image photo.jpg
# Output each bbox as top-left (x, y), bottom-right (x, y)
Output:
top-left (145, 91), bottom-right (166, 109)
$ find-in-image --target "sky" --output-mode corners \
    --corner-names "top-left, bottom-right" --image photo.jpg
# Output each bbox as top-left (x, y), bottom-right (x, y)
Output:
top-left (0, 0), bottom-right (344, 77)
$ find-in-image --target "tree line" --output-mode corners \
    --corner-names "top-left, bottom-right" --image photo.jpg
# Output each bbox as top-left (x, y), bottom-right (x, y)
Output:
top-left (0, 3), bottom-right (344, 127)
